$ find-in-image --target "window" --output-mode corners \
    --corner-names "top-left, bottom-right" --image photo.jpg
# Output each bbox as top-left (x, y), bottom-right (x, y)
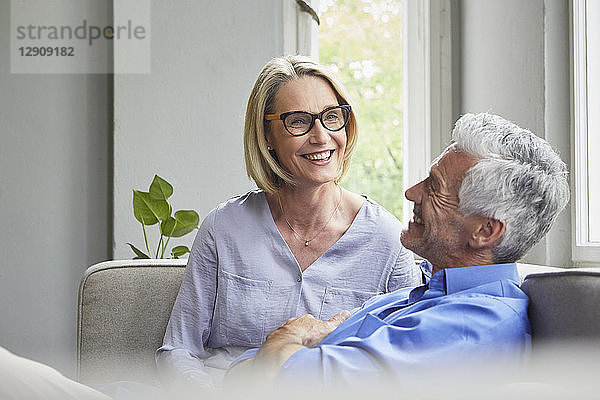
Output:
top-left (319, 0), bottom-right (404, 218)
top-left (306, 0), bottom-right (453, 223)
top-left (573, 0), bottom-right (600, 261)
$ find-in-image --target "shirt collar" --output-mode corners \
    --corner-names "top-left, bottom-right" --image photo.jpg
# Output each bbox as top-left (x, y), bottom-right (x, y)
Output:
top-left (428, 262), bottom-right (519, 295)
top-left (419, 260), bottom-right (433, 282)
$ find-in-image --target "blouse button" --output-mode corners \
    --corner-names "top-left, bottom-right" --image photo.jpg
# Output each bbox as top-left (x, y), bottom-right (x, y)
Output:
top-left (296, 274), bottom-right (302, 282)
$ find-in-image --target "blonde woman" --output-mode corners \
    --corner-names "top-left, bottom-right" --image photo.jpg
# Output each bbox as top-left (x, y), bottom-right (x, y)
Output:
top-left (157, 55), bottom-right (420, 389)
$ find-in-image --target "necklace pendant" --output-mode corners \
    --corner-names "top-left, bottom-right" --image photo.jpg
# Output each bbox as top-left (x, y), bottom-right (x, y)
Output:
top-left (305, 240), bottom-right (309, 246)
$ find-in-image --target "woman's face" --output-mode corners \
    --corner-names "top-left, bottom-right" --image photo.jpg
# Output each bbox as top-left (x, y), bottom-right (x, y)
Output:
top-left (266, 76), bottom-right (347, 188)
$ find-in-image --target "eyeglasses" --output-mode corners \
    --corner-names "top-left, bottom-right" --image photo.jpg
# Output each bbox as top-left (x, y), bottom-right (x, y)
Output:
top-left (265, 105), bottom-right (351, 136)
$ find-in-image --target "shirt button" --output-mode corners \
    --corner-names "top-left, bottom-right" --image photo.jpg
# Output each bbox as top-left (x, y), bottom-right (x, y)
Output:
top-left (296, 274), bottom-right (302, 282)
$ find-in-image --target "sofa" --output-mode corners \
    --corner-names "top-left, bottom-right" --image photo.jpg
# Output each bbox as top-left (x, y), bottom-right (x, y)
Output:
top-left (76, 259), bottom-right (600, 385)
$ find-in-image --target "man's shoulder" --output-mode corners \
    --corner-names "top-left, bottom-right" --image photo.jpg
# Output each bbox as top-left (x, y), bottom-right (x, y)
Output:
top-left (361, 286), bottom-right (415, 309)
top-left (462, 276), bottom-right (527, 301)
top-left (434, 279), bottom-right (529, 324)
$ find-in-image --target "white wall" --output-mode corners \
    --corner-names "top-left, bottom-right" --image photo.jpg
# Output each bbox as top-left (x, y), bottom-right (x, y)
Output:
top-left (113, 0), bottom-right (287, 258)
top-left (459, 0), bottom-right (571, 266)
top-left (0, 1), bottom-right (110, 376)
top-left (460, 0), bottom-right (545, 135)
top-left (542, 0), bottom-right (572, 267)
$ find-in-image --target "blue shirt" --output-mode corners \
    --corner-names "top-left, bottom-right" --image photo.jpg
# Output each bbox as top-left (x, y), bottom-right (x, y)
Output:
top-left (156, 190), bottom-right (420, 387)
top-left (236, 262), bottom-right (530, 385)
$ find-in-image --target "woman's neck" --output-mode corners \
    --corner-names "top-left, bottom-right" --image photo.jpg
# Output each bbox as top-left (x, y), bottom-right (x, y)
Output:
top-left (275, 183), bottom-right (342, 231)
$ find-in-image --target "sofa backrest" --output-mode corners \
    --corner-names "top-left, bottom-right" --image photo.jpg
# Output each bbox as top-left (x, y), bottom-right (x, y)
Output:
top-left (77, 260), bottom-right (587, 385)
top-left (77, 259), bottom-right (186, 384)
top-left (520, 268), bottom-right (600, 344)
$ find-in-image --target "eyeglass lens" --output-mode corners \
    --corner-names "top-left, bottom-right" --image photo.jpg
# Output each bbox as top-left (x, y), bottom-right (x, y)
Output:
top-left (284, 106), bottom-right (349, 135)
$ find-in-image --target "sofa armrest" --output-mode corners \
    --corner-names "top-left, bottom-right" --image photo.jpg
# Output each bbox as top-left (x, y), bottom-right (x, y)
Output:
top-left (77, 259), bottom-right (186, 384)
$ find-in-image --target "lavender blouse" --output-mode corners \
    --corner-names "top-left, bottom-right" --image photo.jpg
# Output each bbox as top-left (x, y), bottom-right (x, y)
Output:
top-left (156, 190), bottom-right (419, 387)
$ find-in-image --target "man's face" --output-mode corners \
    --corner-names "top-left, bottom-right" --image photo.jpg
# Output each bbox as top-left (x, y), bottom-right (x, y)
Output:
top-left (400, 146), bottom-right (479, 267)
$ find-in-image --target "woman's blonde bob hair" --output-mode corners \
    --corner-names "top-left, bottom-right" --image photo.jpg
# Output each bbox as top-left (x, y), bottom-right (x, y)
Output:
top-left (244, 55), bottom-right (358, 194)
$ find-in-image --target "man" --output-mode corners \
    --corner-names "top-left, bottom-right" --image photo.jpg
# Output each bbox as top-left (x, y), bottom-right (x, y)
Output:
top-left (227, 112), bottom-right (570, 386)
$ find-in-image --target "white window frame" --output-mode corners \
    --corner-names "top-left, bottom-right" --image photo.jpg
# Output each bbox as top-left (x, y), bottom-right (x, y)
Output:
top-left (403, 0), bottom-right (456, 224)
top-left (572, 0), bottom-right (600, 263)
top-left (292, 0), bottom-right (453, 225)
top-left (282, 0), bottom-right (319, 57)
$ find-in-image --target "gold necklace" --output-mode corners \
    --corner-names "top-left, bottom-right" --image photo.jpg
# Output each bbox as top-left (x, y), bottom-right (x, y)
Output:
top-left (278, 186), bottom-right (343, 247)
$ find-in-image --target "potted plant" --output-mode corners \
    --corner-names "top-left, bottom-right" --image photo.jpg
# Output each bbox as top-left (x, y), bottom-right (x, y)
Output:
top-left (127, 175), bottom-right (199, 259)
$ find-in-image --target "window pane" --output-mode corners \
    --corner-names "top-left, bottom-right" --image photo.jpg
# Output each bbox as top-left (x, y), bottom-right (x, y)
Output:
top-left (587, 0), bottom-right (600, 241)
top-left (319, 0), bottom-right (403, 218)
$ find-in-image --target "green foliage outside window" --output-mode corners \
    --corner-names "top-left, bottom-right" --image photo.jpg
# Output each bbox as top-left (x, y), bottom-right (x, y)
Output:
top-left (319, 0), bottom-right (404, 218)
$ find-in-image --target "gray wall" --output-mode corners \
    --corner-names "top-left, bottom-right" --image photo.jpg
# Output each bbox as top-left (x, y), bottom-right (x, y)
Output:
top-left (460, 0), bottom-right (545, 135)
top-left (112, 0), bottom-right (284, 258)
top-left (0, 0), bottom-right (286, 376)
top-left (458, 0), bottom-right (571, 266)
top-left (0, 1), bottom-right (111, 375)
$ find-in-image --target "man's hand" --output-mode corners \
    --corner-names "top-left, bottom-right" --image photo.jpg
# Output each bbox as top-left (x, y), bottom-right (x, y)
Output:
top-left (227, 310), bottom-right (351, 385)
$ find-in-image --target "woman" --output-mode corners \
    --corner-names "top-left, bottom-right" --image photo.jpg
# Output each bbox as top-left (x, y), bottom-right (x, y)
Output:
top-left (156, 55), bottom-right (420, 388)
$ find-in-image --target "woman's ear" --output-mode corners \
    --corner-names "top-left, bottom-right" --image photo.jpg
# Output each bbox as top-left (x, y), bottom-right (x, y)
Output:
top-left (265, 137), bottom-right (274, 151)
top-left (264, 126), bottom-right (274, 151)
top-left (467, 216), bottom-right (506, 250)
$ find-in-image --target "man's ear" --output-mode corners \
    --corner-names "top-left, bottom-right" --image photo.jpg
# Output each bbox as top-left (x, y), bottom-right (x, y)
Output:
top-left (468, 216), bottom-right (506, 250)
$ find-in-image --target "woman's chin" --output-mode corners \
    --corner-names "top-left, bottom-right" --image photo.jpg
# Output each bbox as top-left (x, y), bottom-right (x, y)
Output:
top-left (293, 171), bottom-right (340, 187)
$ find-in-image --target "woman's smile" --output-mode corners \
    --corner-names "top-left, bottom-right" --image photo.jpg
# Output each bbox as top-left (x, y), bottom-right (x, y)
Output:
top-left (301, 149), bottom-right (334, 163)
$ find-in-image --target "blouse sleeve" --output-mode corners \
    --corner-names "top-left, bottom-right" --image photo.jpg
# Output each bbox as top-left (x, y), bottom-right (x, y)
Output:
top-left (386, 242), bottom-right (420, 292)
top-left (155, 209), bottom-right (219, 387)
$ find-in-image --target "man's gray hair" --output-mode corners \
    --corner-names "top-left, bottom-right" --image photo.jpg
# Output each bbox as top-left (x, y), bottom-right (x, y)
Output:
top-left (452, 113), bottom-right (570, 263)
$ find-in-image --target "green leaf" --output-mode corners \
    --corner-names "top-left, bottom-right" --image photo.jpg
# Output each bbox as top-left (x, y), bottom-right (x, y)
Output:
top-left (160, 217), bottom-right (177, 236)
top-left (149, 175), bottom-right (173, 201)
top-left (161, 210), bottom-right (200, 237)
top-left (171, 245), bottom-right (190, 258)
top-left (133, 190), bottom-right (171, 224)
top-left (127, 242), bottom-right (150, 259)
